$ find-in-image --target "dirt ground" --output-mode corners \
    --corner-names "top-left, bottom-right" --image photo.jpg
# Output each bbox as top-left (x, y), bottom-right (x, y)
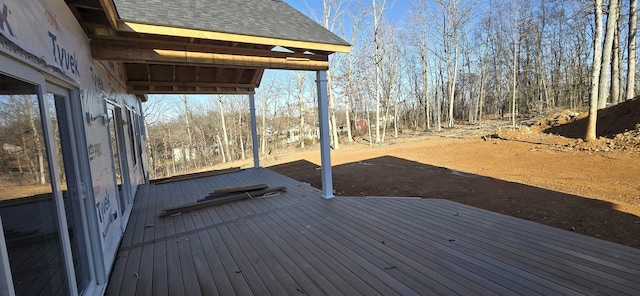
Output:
top-left (266, 100), bottom-right (640, 249)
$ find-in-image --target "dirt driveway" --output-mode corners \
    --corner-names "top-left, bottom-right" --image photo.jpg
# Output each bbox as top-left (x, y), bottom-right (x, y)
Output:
top-left (266, 128), bottom-right (640, 249)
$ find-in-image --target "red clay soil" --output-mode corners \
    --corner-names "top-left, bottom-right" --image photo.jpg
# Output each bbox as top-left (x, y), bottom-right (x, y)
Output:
top-left (266, 104), bottom-right (640, 249)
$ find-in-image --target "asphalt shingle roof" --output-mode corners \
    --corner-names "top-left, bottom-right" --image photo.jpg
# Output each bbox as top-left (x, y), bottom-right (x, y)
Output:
top-left (112, 0), bottom-right (349, 47)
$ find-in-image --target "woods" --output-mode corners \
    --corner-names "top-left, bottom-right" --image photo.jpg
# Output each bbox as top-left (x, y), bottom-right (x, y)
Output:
top-left (143, 0), bottom-right (638, 177)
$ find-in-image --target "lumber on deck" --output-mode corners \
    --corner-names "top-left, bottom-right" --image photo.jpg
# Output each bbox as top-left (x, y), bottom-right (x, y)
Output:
top-left (160, 186), bottom-right (287, 217)
top-left (149, 167), bottom-right (242, 184)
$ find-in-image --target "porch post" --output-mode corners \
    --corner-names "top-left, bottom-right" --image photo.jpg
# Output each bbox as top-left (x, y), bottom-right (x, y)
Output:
top-left (249, 94), bottom-right (260, 168)
top-left (316, 70), bottom-right (334, 199)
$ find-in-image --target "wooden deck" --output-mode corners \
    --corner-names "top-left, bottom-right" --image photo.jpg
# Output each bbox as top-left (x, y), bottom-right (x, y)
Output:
top-left (106, 168), bottom-right (640, 295)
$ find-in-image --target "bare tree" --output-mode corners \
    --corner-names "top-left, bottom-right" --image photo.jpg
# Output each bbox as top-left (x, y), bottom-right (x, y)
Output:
top-left (627, 0), bottom-right (638, 100)
top-left (509, 0), bottom-right (522, 127)
top-left (342, 7), bottom-right (365, 142)
top-left (409, 0), bottom-right (433, 130)
top-left (598, 0), bottom-right (620, 108)
top-left (372, 0), bottom-right (388, 142)
top-left (610, 1), bottom-right (622, 104)
top-left (434, 0), bottom-right (473, 128)
top-left (587, 0), bottom-right (604, 141)
top-left (320, 0), bottom-right (349, 149)
top-left (142, 96), bottom-right (172, 178)
top-left (217, 96), bottom-right (230, 161)
top-left (295, 72), bottom-right (308, 149)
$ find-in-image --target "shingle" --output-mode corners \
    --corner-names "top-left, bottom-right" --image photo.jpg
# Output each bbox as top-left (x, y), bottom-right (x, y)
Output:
top-left (113, 0), bottom-right (349, 47)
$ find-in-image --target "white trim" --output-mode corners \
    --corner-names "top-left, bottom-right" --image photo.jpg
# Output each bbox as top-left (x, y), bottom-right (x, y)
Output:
top-left (46, 83), bottom-right (98, 294)
top-left (39, 82), bottom-right (80, 296)
top-left (67, 88), bottom-right (108, 284)
top-left (1, 52), bottom-right (77, 295)
top-left (316, 70), bottom-right (334, 199)
top-left (106, 103), bottom-right (133, 230)
top-left (0, 217), bottom-right (16, 296)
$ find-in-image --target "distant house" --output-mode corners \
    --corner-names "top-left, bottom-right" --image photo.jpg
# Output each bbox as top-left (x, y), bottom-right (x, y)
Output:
top-left (0, 0), bottom-right (347, 295)
top-left (1, 143), bottom-right (21, 153)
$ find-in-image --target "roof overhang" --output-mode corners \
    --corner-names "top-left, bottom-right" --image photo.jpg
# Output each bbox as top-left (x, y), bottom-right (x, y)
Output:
top-left (65, 0), bottom-right (349, 98)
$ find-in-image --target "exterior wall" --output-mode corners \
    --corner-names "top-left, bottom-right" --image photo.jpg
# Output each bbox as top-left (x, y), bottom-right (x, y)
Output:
top-left (0, 0), bottom-right (144, 294)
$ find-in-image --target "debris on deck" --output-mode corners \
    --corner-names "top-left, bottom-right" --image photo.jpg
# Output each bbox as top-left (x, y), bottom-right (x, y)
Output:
top-left (159, 186), bottom-right (287, 217)
top-left (150, 167), bottom-right (242, 184)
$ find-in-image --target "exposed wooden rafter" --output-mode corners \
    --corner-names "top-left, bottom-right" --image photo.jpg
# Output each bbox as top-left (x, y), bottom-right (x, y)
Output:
top-left (119, 22), bottom-right (350, 54)
top-left (123, 63), bottom-right (262, 95)
top-left (90, 37), bottom-right (330, 71)
top-left (64, 0), bottom-right (345, 96)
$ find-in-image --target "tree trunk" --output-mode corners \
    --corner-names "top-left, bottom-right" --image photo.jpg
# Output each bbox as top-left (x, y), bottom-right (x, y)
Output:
top-left (478, 54), bottom-right (487, 122)
top-left (144, 119), bottom-right (154, 179)
top-left (512, 32), bottom-right (519, 127)
top-left (420, 48), bottom-right (431, 130)
top-left (587, 0), bottom-right (604, 142)
top-left (345, 55), bottom-right (354, 142)
top-left (382, 96), bottom-right (390, 143)
top-left (366, 103), bottom-right (373, 147)
top-left (447, 44), bottom-right (458, 128)
top-left (26, 96), bottom-right (46, 185)
top-left (394, 96), bottom-right (399, 137)
top-left (239, 112), bottom-right (246, 160)
top-left (296, 77), bottom-right (305, 149)
top-left (373, 0), bottom-right (383, 143)
top-left (218, 98), bottom-right (231, 161)
top-left (327, 69), bottom-right (340, 149)
top-left (611, 3), bottom-right (621, 104)
top-left (627, 0), bottom-right (637, 100)
top-left (181, 95), bottom-right (194, 167)
top-left (216, 135), bottom-right (226, 163)
top-left (598, 0), bottom-right (620, 108)
top-left (261, 95), bottom-right (267, 155)
top-left (436, 60), bottom-right (443, 132)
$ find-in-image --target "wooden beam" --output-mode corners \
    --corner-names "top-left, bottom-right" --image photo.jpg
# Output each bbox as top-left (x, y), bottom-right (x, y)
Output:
top-left (80, 20), bottom-right (112, 29)
top-left (127, 81), bottom-right (258, 88)
top-left (234, 68), bottom-right (244, 84)
top-left (89, 36), bottom-right (330, 61)
top-left (66, 1), bottom-right (103, 10)
top-left (92, 47), bottom-right (330, 70)
top-left (118, 22), bottom-right (351, 53)
top-left (99, 0), bottom-right (119, 29)
top-left (128, 87), bottom-right (255, 95)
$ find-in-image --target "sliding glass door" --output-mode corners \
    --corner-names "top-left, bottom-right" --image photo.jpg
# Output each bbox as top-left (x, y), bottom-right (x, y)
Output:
top-left (0, 59), bottom-right (98, 295)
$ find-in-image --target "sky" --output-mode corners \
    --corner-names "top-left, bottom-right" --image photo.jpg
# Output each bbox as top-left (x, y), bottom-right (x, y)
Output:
top-left (147, 0), bottom-right (412, 121)
top-left (284, 0), bottom-right (412, 26)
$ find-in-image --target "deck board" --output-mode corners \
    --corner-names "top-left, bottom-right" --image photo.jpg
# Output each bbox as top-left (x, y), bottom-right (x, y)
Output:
top-left (151, 240), bottom-right (168, 296)
top-left (381, 198), bottom-right (638, 294)
top-left (298, 201), bottom-right (512, 295)
top-left (107, 168), bottom-right (640, 296)
top-left (186, 232), bottom-right (219, 296)
top-left (258, 212), bottom-right (370, 295)
top-left (134, 244), bottom-right (154, 296)
top-left (200, 228), bottom-right (253, 295)
top-left (356, 198), bottom-right (608, 295)
top-left (329, 198), bottom-right (570, 295)
top-left (165, 236), bottom-right (186, 296)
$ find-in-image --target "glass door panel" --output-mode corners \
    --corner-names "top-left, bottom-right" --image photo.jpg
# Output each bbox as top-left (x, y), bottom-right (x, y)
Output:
top-left (48, 91), bottom-right (90, 295)
top-left (0, 74), bottom-right (70, 295)
top-left (106, 106), bottom-right (129, 214)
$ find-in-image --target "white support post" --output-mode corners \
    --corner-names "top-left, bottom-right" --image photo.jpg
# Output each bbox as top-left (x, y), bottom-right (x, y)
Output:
top-left (249, 94), bottom-right (260, 168)
top-left (316, 70), bottom-right (334, 199)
